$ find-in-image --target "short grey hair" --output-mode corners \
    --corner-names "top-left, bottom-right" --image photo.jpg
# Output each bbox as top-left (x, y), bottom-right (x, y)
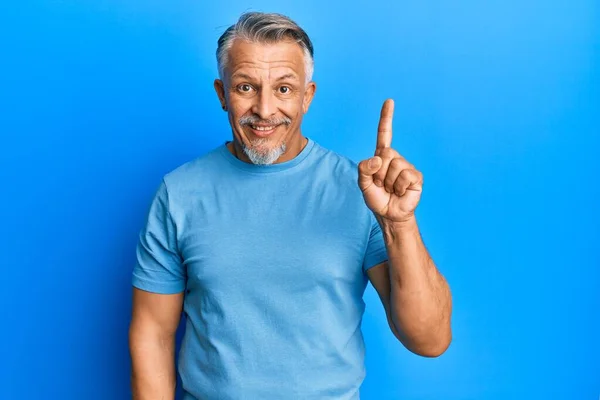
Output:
top-left (216, 12), bottom-right (314, 84)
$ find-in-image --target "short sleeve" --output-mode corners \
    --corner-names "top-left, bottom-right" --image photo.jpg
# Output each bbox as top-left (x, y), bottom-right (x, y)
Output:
top-left (362, 212), bottom-right (389, 272)
top-left (132, 179), bottom-right (186, 294)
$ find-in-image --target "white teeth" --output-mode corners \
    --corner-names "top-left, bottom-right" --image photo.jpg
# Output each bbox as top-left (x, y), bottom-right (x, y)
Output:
top-left (252, 125), bottom-right (275, 131)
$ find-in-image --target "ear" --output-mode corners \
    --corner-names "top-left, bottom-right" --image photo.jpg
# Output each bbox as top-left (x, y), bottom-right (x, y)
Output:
top-left (302, 81), bottom-right (317, 114)
top-left (214, 79), bottom-right (227, 111)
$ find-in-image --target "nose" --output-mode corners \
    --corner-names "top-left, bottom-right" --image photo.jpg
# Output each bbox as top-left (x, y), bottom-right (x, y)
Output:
top-left (251, 89), bottom-right (277, 120)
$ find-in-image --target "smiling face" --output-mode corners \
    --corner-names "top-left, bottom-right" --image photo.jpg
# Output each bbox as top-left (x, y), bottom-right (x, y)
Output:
top-left (214, 39), bottom-right (316, 165)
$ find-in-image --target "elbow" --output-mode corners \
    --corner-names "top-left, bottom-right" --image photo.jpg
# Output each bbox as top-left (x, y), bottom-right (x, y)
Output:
top-left (392, 323), bottom-right (453, 358)
top-left (413, 334), bottom-right (452, 358)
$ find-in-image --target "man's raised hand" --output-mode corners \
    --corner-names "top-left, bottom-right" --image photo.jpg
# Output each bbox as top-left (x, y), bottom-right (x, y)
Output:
top-left (358, 99), bottom-right (423, 223)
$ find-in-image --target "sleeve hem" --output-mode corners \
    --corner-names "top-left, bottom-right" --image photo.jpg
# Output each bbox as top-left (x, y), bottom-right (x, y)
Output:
top-left (363, 256), bottom-right (389, 272)
top-left (132, 275), bottom-right (185, 295)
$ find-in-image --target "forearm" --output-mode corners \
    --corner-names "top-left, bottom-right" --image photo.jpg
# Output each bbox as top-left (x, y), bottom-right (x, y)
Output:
top-left (379, 215), bottom-right (452, 357)
top-left (129, 327), bottom-right (177, 400)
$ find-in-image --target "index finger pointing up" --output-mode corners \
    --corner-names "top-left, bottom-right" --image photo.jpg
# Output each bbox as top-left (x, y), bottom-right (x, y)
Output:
top-left (376, 98), bottom-right (394, 150)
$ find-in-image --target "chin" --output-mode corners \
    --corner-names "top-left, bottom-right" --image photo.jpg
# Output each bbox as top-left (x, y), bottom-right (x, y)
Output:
top-left (242, 139), bottom-right (287, 165)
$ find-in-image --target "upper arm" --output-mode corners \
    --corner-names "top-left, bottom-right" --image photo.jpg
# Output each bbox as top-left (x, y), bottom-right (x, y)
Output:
top-left (130, 287), bottom-right (184, 337)
top-left (130, 179), bottom-right (186, 337)
top-left (132, 179), bottom-right (186, 294)
top-left (367, 261), bottom-right (404, 342)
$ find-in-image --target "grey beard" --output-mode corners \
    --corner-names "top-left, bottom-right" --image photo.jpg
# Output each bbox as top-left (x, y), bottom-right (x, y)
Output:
top-left (241, 138), bottom-right (287, 165)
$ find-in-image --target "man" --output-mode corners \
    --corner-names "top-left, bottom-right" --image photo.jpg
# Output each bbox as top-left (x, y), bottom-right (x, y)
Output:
top-left (129, 12), bottom-right (452, 400)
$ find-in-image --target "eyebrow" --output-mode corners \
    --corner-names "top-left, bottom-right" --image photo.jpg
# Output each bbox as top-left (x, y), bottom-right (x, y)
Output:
top-left (230, 73), bottom-right (255, 81)
top-left (230, 73), bottom-right (299, 82)
top-left (275, 73), bottom-right (299, 82)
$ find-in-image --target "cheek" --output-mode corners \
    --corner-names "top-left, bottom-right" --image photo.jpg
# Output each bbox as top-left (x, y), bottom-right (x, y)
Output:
top-left (281, 97), bottom-right (304, 118)
top-left (230, 105), bottom-right (253, 125)
top-left (228, 95), bottom-right (251, 113)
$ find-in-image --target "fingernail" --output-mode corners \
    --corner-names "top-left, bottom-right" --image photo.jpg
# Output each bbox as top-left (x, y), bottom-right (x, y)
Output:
top-left (374, 179), bottom-right (383, 187)
top-left (369, 158), bottom-right (377, 168)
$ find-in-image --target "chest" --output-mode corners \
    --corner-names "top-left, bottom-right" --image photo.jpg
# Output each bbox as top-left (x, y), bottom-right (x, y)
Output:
top-left (177, 195), bottom-right (370, 294)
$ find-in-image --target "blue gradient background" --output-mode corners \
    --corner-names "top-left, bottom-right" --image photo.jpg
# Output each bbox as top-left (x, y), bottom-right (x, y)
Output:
top-left (1, 1), bottom-right (598, 399)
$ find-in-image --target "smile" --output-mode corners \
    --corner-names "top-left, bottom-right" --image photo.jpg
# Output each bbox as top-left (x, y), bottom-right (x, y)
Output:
top-left (251, 125), bottom-right (276, 131)
top-left (248, 124), bottom-right (280, 137)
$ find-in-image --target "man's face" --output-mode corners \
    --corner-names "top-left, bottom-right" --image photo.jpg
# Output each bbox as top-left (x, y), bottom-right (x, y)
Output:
top-left (214, 39), bottom-right (316, 165)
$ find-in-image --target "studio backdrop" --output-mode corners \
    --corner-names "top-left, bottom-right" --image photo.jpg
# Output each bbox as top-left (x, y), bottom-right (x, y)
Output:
top-left (1, 1), bottom-right (598, 399)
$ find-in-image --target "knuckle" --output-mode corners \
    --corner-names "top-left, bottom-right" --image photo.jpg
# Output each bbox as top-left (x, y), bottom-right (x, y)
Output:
top-left (384, 174), bottom-right (395, 186)
top-left (380, 148), bottom-right (395, 158)
top-left (400, 169), bottom-right (413, 179)
top-left (394, 179), bottom-right (405, 191)
top-left (390, 158), bottom-right (404, 168)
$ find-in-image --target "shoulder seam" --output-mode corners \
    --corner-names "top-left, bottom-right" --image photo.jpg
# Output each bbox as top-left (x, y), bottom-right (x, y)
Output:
top-left (161, 177), bottom-right (181, 257)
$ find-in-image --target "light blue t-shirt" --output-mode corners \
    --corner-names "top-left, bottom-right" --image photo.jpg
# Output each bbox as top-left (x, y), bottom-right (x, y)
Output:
top-left (133, 137), bottom-right (388, 400)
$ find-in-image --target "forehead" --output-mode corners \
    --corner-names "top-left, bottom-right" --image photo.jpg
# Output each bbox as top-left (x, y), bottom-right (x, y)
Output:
top-left (226, 39), bottom-right (306, 80)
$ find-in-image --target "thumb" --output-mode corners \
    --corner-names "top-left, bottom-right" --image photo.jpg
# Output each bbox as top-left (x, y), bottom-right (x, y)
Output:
top-left (358, 156), bottom-right (382, 189)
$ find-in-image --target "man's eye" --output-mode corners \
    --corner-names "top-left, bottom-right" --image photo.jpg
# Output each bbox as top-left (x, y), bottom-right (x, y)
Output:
top-left (238, 84), bottom-right (252, 92)
top-left (279, 86), bottom-right (291, 94)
